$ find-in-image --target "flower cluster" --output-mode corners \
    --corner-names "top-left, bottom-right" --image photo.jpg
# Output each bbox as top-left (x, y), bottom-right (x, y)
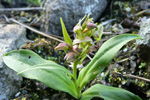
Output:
top-left (55, 15), bottom-right (103, 63)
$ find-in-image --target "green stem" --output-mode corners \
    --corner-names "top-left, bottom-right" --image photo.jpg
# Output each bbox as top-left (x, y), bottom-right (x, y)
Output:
top-left (72, 60), bottom-right (81, 98)
top-left (72, 79), bottom-right (81, 99)
top-left (97, 40), bottom-right (100, 48)
top-left (73, 60), bottom-right (78, 80)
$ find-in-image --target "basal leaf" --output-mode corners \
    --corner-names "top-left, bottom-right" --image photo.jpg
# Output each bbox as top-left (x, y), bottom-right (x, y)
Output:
top-left (77, 34), bottom-right (141, 90)
top-left (3, 49), bottom-right (78, 98)
top-left (60, 17), bottom-right (73, 45)
top-left (80, 84), bottom-right (142, 100)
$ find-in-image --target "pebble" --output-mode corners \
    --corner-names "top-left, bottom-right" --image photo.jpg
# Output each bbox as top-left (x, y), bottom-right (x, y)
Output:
top-left (130, 60), bottom-right (137, 73)
top-left (22, 90), bottom-right (28, 95)
top-left (116, 64), bottom-right (121, 68)
top-left (15, 92), bottom-right (21, 98)
top-left (123, 48), bottom-right (128, 53)
top-left (130, 61), bottom-right (137, 68)
top-left (43, 99), bottom-right (49, 100)
top-left (130, 56), bottom-right (136, 61)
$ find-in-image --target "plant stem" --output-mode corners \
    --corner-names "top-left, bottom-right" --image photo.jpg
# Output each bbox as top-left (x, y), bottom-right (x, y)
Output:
top-left (72, 79), bottom-right (81, 99)
top-left (97, 40), bottom-right (100, 48)
top-left (72, 60), bottom-right (81, 98)
top-left (73, 60), bottom-right (78, 80)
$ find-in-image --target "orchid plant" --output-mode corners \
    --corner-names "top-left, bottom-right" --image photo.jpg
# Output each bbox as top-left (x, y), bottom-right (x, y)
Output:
top-left (3, 15), bottom-right (142, 100)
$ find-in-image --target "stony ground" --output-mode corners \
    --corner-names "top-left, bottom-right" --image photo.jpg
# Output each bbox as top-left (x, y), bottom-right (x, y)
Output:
top-left (1, 0), bottom-right (150, 100)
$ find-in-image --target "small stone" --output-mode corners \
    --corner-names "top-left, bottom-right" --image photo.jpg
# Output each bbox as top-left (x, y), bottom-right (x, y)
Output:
top-left (130, 56), bottom-right (136, 61)
top-left (123, 48), bottom-right (128, 53)
top-left (43, 99), bottom-right (49, 100)
top-left (116, 64), bottom-right (121, 68)
top-left (130, 61), bottom-right (137, 68)
top-left (15, 92), bottom-right (21, 98)
top-left (22, 90), bottom-right (28, 95)
top-left (130, 61), bottom-right (137, 73)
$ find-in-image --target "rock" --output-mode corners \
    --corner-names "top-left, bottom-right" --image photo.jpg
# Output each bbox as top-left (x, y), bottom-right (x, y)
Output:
top-left (136, 19), bottom-right (150, 77)
top-left (136, 19), bottom-right (150, 62)
top-left (41, 0), bottom-right (107, 36)
top-left (0, 24), bottom-right (27, 100)
top-left (1, 0), bottom-right (27, 8)
top-left (134, 1), bottom-right (150, 10)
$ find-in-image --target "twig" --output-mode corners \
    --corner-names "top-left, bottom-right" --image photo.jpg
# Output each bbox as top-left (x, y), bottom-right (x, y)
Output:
top-left (115, 72), bottom-right (150, 82)
top-left (124, 74), bottom-right (150, 82)
top-left (41, 0), bottom-right (46, 7)
top-left (30, 15), bottom-right (43, 25)
top-left (110, 0), bottom-right (113, 19)
top-left (86, 54), bottom-right (92, 60)
top-left (117, 58), bottom-right (129, 63)
top-left (103, 32), bottom-right (113, 35)
top-left (0, 15), bottom-right (10, 23)
top-left (0, 7), bottom-right (44, 12)
top-left (9, 18), bottom-right (64, 43)
top-left (131, 9), bottom-right (150, 18)
top-left (101, 19), bottom-right (116, 26)
top-left (89, 52), bottom-right (95, 56)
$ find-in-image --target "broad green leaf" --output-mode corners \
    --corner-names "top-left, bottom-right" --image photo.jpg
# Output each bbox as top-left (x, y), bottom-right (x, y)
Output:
top-left (3, 49), bottom-right (78, 98)
top-left (77, 34), bottom-right (141, 89)
top-left (60, 17), bottom-right (73, 45)
top-left (80, 84), bottom-right (142, 100)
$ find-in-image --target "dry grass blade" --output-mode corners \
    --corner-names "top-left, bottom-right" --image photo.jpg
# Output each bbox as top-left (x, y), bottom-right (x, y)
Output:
top-left (9, 18), bottom-right (64, 43)
top-left (0, 7), bottom-right (44, 12)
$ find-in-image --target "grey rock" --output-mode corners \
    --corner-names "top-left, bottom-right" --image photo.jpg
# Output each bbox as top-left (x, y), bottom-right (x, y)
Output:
top-left (136, 19), bottom-right (150, 62)
top-left (134, 1), bottom-right (150, 10)
top-left (2, 0), bottom-right (27, 8)
top-left (0, 24), bottom-right (27, 100)
top-left (41, 0), bottom-right (107, 36)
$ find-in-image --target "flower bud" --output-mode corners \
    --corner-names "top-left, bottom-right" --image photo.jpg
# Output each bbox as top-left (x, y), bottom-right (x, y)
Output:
top-left (64, 52), bottom-right (76, 62)
top-left (90, 46), bottom-right (97, 52)
top-left (73, 45), bottom-right (82, 53)
top-left (87, 22), bottom-right (97, 29)
top-left (73, 25), bottom-right (82, 33)
top-left (88, 46), bottom-right (97, 53)
top-left (55, 43), bottom-right (72, 51)
top-left (83, 28), bottom-right (89, 33)
top-left (73, 36), bottom-right (92, 45)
